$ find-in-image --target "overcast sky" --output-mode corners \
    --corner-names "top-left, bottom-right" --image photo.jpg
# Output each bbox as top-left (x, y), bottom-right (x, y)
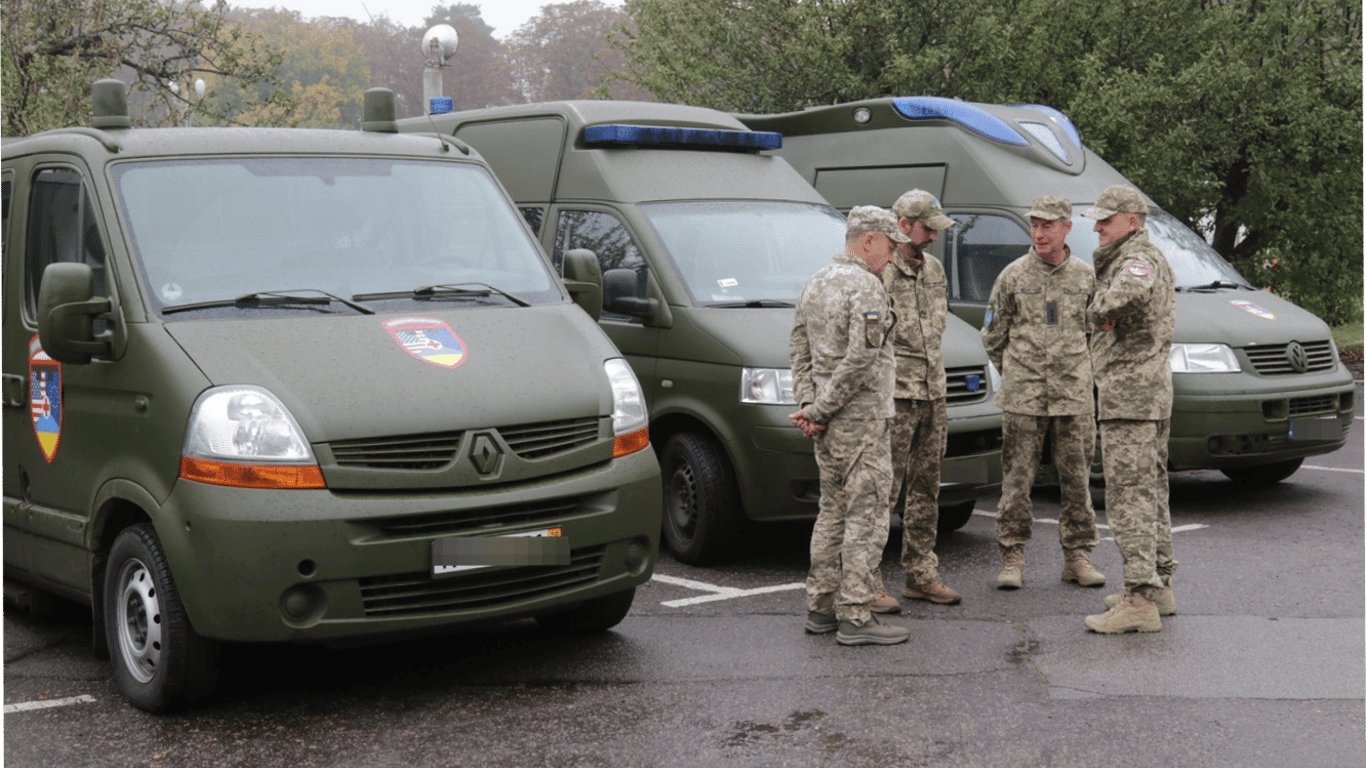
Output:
top-left (254, 0), bottom-right (624, 39)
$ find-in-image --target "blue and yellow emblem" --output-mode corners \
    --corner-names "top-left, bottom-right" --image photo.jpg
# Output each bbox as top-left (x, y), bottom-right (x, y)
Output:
top-left (382, 316), bottom-right (468, 369)
top-left (28, 336), bottom-right (62, 463)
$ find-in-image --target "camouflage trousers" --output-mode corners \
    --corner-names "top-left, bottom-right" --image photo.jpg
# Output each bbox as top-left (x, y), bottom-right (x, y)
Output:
top-left (1100, 419), bottom-right (1176, 596)
top-left (889, 397), bottom-right (946, 584)
top-left (808, 416), bottom-right (893, 625)
top-left (996, 412), bottom-right (1099, 552)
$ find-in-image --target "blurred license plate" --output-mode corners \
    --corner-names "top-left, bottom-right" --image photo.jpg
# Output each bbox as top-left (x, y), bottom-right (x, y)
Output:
top-left (432, 528), bottom-right (570, 576)
top-left (1289, 417), bottom-right (1340, 441)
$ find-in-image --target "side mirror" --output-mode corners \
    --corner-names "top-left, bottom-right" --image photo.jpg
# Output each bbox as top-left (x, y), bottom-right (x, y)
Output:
top-left (561, 248), bottom-right (602, 321)
top-left (38, 262), bottom-right (112, 364)
top-left (603, 268), bottom-right (657, 318)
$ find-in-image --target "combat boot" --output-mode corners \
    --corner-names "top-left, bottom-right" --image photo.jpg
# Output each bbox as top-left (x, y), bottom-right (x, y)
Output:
top-left (1060, 550), bottom-right (1106, 587)
top-left (870, 587), bottom-right (902, 614)
top-left (804, 610), bottom-right (838, 634)
top-left (996, 546), bottom-right (1024, 590)
top-left (1105, 586), bottom-right (1176, 616)
top-left (836, 616), bottom-right (911, 646)
top-left (903, 578), bottom-right (962, 604)
top-left (1084, 590), bottom-right (1162, 634)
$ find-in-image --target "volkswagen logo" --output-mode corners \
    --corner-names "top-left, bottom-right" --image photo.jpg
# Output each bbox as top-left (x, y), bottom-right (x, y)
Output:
top-left (468, 432), bottom-right (504, 477)
top-left (1285, 341), bottom-right (1309, 373)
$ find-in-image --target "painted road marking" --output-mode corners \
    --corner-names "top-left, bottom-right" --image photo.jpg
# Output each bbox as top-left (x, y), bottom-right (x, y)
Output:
top-left (1303, 465), bottom-right (1364, 474)
top-left (3, 695), bottom-right (95, 714)
top-left (652, 573), bottom-right (804, 608)
top-left (974, 509), bottom-right (1208, 543)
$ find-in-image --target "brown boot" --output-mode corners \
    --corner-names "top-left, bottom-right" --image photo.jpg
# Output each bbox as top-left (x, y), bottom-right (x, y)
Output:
top-left (903, 578), bottom-right (962, 605)
top-left (996, 546), bottom-right (1024, 590)
top-left (870, 587), bottom-right (902, 614)
top-left (1105, 586), bottom-right (1176, 615)
top-left (1085, 590), bottom-right (1162, 634)
top-left (1061, 550), bottom-right (1106, 587)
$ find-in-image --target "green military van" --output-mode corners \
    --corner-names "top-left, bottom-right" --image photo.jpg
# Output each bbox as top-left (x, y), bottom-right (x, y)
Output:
top-left (2, 82), bottom-right (661, 712)
top-left (397, 101), bottom-right (1004, 564)
top-left (737, 97), bottom-right (1355, 485)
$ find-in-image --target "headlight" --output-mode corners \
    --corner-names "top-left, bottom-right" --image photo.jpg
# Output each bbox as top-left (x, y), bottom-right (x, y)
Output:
top-left (987, 360), bottom-right (1002, 393)
top-left (740, 367), bottom-right (796, 405)
top-left (1169, 343), bottom-right (1241, 373)
top-left (181, 386), bottom-right (323, 488)
top-left (605, 359), bottom-right (650, 456)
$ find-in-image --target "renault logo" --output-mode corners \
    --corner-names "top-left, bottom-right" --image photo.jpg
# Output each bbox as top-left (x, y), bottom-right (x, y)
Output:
top-left (1285, 341), bottom-right (1309, 373)
top-left (469, 432), bottom-right (504, 477)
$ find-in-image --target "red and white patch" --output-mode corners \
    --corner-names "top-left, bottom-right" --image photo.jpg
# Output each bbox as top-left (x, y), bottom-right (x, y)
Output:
top-left (1127, 262), bottom-right (1150, 277)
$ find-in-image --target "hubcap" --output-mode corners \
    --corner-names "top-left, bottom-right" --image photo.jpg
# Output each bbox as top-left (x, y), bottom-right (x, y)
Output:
top-left (667, 463), bottom-right (698, 535)
top-left (115, 559), bottom-right (162, 684)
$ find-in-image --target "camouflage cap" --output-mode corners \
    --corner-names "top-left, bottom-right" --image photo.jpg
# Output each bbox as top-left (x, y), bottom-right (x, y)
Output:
top-left (1081, 184), bottom-right (1148, 220)
top-left (1026, 194), bottom-right (1072, 221)
top-left (892, 189), bottom-right (956, 231)
top-left (847, 205), bottom-right (911, 242)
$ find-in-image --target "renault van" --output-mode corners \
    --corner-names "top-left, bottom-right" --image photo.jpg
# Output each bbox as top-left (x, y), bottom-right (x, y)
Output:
top-left (398, 101), bottom-right (1004, 564)
top-left (2, 82), bottom-right (660, 712)
top-left (737, 97), bottom-right (1354, 486)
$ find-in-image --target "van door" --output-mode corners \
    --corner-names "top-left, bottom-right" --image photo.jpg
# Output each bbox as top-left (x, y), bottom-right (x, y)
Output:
top-left (2, 168), bottom-right (32, 576)
top-left (6, 163), bottom-right (118, 596)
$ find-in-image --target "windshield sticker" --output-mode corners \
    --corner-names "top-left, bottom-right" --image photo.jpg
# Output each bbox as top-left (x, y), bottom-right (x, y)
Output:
top-left (160, 283), bottom-right (184, 302)
top-left (28, 337), bottom-right (62, 463)
top-left (383, 316), bottom-right (468, 369)
top-left (1230, 300), bottom-right (1275, 321)
top-left (717, 278), bottom-right (738, 288)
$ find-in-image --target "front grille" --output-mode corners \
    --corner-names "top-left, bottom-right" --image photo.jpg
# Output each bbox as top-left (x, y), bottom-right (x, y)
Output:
top-left (331, 432), bottom-right (464, 470)
top-left (357, 545), bottom-right (606, 617)
top-left (1288, 395), bottom-right (1339, 418)
top-left (502, 418), bottom-right (600, 459)
top-left (946, 365), bottom-right (990, 404)
top-left (355, 495), bottom-right (595, 539)
top-left (1245, 340), bottom-right (1336, 375)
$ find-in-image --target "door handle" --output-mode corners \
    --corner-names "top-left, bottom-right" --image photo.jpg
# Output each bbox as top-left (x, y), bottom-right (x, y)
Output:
top-left (3, 373), bottom-right (27, 408)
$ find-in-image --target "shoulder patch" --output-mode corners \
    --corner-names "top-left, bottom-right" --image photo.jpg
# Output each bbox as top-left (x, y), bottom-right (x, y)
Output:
top-left (1127, 262), bottom-right (1150, 277)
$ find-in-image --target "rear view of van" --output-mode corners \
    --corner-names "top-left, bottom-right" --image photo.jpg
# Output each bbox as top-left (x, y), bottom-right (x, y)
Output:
top-left (738, 97), bottom-right (1354, 487)
top-left (400, 102), bottom-right (1004, 563)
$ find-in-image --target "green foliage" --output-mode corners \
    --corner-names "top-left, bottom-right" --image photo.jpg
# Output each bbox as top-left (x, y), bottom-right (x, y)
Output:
top-left (620, 0), bottom-right (1363, 321)
top-left (2, 0), bottom-right (294, 134)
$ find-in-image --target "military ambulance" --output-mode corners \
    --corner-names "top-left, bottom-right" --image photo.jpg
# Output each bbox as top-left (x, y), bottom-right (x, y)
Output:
top-left (737, 97), bottom-right (1354, 487)
top-left (2, 81), bottom-right (661, 712)
top-left (397, 101), bottom-right (1004, 564)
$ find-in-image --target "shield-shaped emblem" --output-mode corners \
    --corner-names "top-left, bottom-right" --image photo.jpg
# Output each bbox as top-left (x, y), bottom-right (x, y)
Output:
top-left (29, 336), bottom-right (62, 463)
top-left (382, 316), bottom-right (468, 369)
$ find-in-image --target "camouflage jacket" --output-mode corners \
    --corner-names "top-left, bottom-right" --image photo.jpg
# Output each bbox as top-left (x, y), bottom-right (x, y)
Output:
top-left (981, 248), bottom-right (1095, 416)
top-left (1088, 228), bottom-right (1175, 420)
top-left (881, 247), bottom-right (947, 400)
top-left (791, 251), bottom-right (896, 423)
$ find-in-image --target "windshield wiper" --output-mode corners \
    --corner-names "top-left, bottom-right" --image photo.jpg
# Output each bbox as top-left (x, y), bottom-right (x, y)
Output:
top-left (163, 289), bottom-right (374, 315)
top-left (1178, 280), bottom-right (1251, 292)
top-left (705, 299), bottom-right (797, 308)
top-left (353, 282), bottom-right (530, 307)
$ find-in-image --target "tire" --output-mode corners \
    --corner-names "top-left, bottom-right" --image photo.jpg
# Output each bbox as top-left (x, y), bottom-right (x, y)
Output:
top-left (659, 432), bottom-right (741, 565)
top-left (937, 500), bottom-right (975, 533)
top-left (104, 523), bottom-right (220, 713)
top-left (1220, 458), bottom-right (1304, 485)
top-left (534, 588), bottom-right (635, 634)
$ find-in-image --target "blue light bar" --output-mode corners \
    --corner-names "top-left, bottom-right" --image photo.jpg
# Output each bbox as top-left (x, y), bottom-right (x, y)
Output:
top-left (583, 124), bottom-right (783, 151)
top-left (891, 97), bottom-right (1029, 146)
top-left (1020, 104), bottom-right (1083, 147)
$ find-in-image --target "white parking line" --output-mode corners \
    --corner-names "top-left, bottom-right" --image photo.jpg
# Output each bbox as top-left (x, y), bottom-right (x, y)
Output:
top-left (652, 573), bottom-right (804, 608)
top-left (1303, 465), bottom-right (1364, 474)
top-left (3, 695), bottom-right (95, 714)
top-left (974, 508), bottom-right (1209, 542)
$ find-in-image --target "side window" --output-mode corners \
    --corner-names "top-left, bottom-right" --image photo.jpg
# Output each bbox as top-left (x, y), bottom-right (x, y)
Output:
top-left (24, 168), bottom-right (107, 319)
top-left (518, 206), bottom-right (544, 236)
top-left (552, 209), bottom-right (646, 318)
top-left (945, 213), bottom-right (1029, 303)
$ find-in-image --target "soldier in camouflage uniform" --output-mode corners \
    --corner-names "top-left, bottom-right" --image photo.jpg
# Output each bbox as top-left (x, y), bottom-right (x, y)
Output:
top-left (1080, 185), bottom-right (1177, 634)
top-left (982, 195), bottom-right (1105, 590)
top-left (790, 206), bottom-right (910, 646)
top-left (874, 189), bottom-right (961, 611)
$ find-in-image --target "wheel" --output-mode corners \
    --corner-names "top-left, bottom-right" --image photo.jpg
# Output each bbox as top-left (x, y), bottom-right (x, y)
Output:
top-left (1220, 458), bottom-right (1304, 485)
top-left (937, 500), bottom-right (975, 532)
top-left (659, 432), bottom-right (741, 564)
top-left (105, 523), bottom-right (220, 713)
top-left (535, 588), bottom-right (635, 634)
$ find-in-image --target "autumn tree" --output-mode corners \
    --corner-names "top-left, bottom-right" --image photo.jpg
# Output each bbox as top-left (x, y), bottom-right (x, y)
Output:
top-left (506, 1), bottom-right (651, 102)
top-left (2, 0), bottom-right (292, 135)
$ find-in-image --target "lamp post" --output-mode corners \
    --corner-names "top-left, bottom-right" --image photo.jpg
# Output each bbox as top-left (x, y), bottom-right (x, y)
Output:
top-left (422, 24), bottom-right (459, 115)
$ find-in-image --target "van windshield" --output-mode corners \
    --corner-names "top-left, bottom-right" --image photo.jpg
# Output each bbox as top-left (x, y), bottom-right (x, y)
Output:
top-left (638, 200), bottom-right (848, 306)
top-left (1066, 209), bottom-right (1250, 289)
top-left (111, 157), bottom-right (560, 314)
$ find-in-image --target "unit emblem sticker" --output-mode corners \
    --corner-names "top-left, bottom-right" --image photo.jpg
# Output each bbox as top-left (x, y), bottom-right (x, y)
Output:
top-left (383, 316), bottom-right (468, 369)
top-left (1230, 300), bottom-right (1276, 321)
top-left (28, 337), bottom-right (62, 463)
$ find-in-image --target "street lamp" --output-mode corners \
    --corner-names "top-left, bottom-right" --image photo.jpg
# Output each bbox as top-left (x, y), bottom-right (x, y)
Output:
top-left (422, 24), bottom-right (459, 115)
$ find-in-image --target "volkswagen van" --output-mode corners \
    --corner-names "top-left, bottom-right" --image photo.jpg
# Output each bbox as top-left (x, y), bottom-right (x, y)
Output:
top-left (2, 82), bottom-right (660, 712)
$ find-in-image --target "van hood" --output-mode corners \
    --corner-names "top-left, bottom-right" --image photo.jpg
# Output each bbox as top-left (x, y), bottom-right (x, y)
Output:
top-left (1174, 290), bottom-right (1332, 347)
top-left (165, 306), bottom-right (613, 442)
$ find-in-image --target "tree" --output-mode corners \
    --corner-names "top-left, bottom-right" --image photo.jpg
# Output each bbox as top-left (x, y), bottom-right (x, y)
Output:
top-left (506, 1), bottom-right (651, 102)
top-left (2, 0), bottom-right (292, 135)
top-left (620, 0), bottom-right (1363, 320)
